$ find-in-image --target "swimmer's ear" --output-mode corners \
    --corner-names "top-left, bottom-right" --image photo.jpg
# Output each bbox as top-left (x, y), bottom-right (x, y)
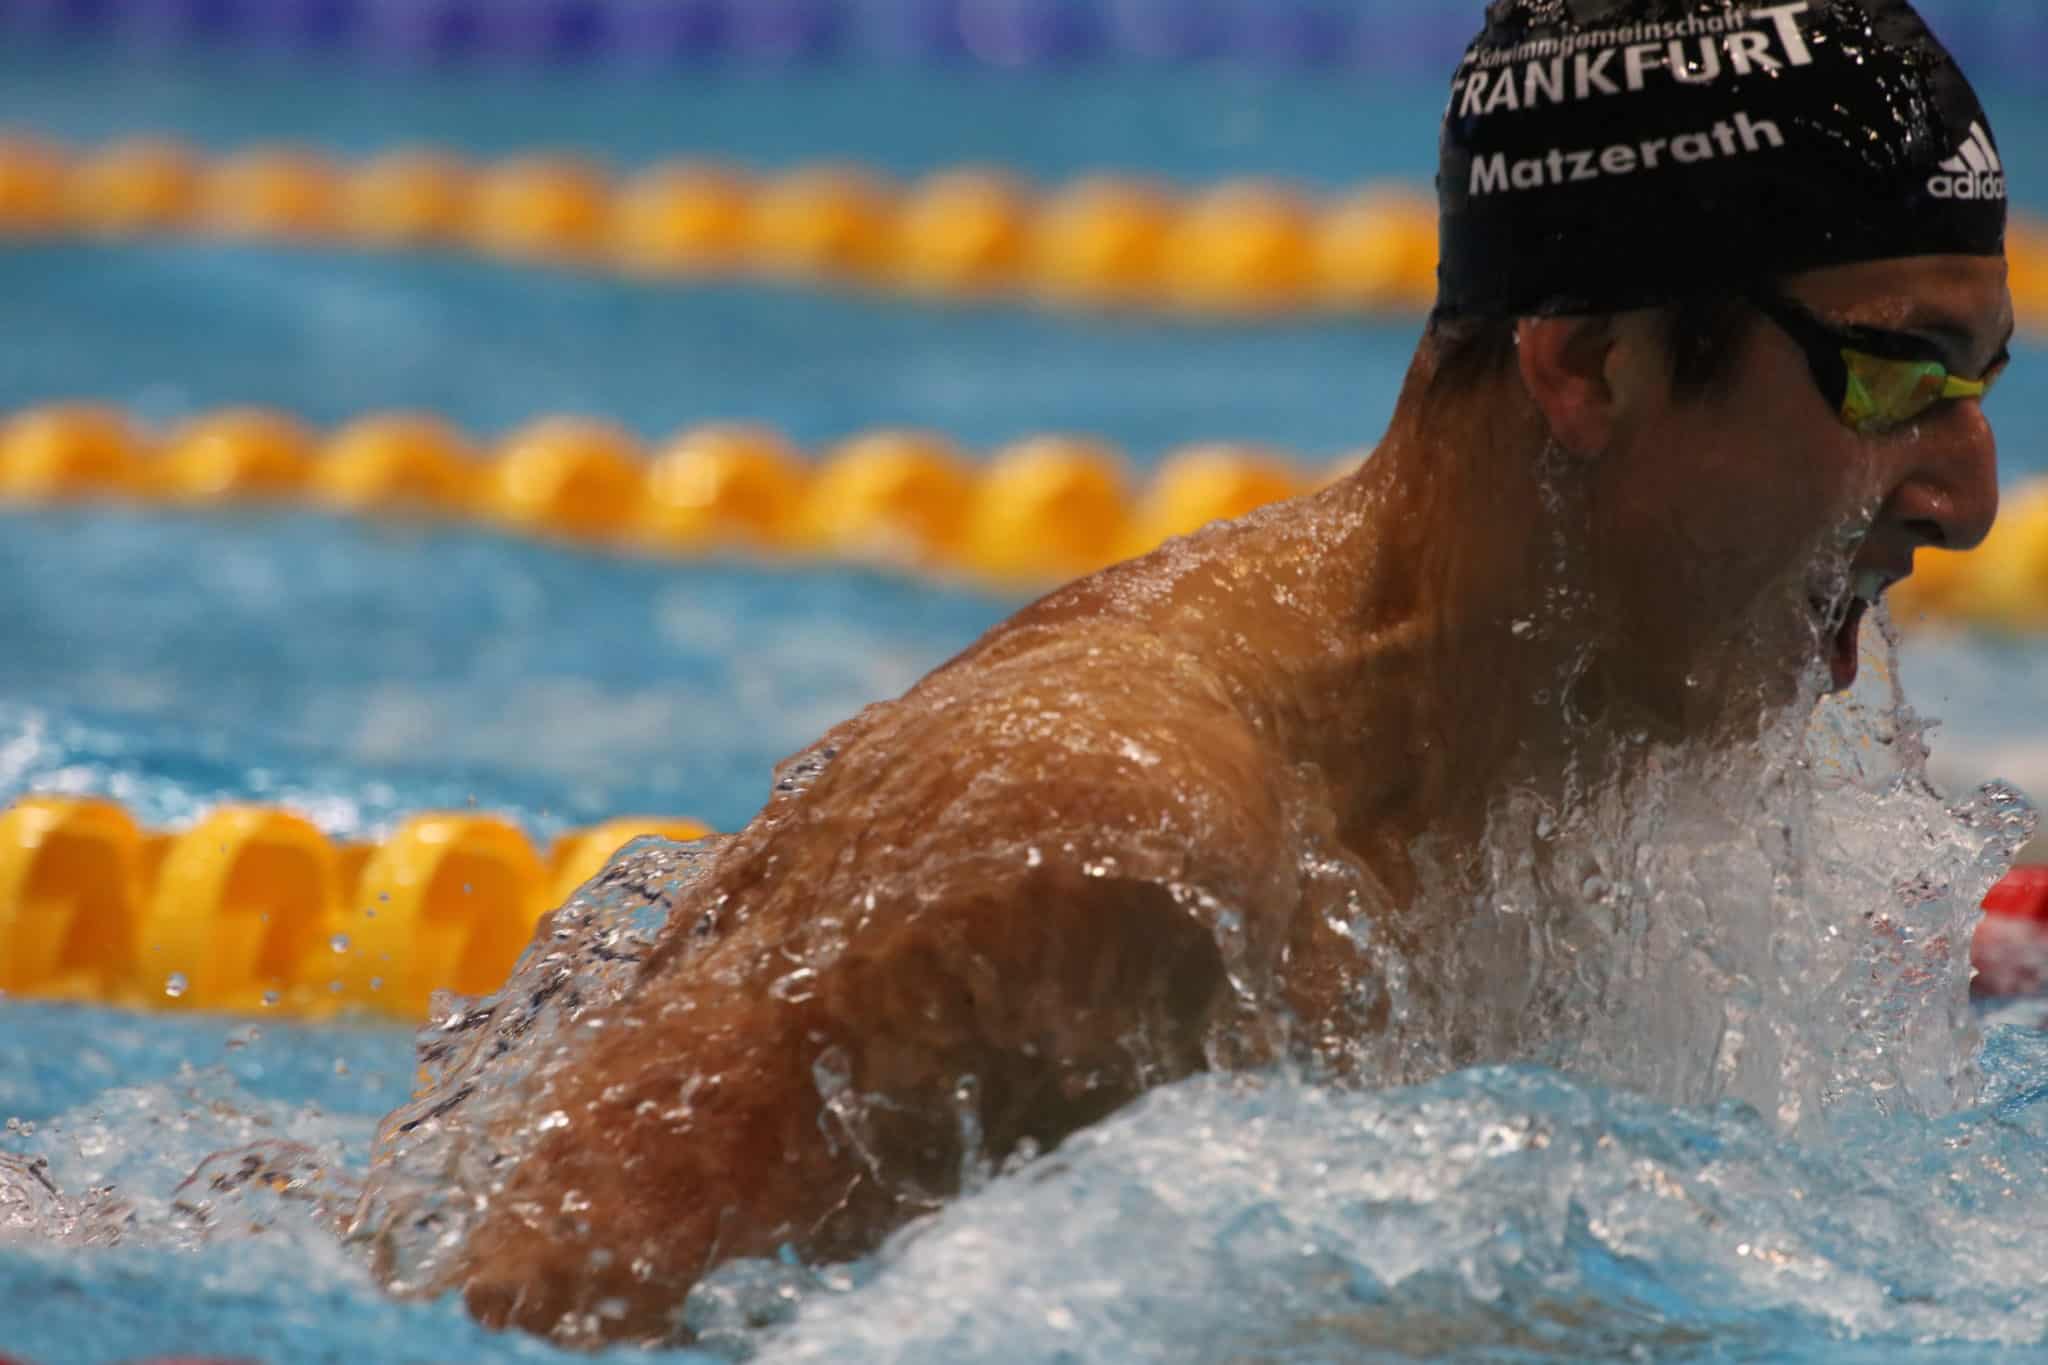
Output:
top-left (1514, 315), bottom-right (1624, 460)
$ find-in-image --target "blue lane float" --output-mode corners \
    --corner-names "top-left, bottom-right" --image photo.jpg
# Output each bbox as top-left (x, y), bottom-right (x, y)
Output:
top-left (0, 0), bottom-right (1481, 74)
top-left (0, 0), bottom-right (2039, 81)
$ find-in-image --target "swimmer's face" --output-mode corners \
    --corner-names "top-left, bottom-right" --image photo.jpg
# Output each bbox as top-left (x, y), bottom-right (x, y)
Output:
top-left (1577, 255), bottom-right (2011, 731)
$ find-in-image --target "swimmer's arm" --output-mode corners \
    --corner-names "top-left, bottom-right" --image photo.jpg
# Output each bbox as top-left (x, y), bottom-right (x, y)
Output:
top-left (456, 860), bottom-right (1245, 1344)
top-left (455, 716), bottom-right (1290, 1343)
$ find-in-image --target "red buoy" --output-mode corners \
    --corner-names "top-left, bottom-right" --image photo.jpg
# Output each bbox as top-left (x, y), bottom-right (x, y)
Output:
top-left (1975, 866), bottom-right (2048, 998)
top-left (1982, 866), bottom-right (2048, 922)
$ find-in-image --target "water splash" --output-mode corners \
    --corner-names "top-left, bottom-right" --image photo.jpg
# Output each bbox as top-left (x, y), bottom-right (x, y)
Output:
top-left (346, 835), bottom-right (728, 1300)
top-left (329, 590), bottom-right (2045, 1353)
top-left (1338, 604), bottom-right (2037, 1137)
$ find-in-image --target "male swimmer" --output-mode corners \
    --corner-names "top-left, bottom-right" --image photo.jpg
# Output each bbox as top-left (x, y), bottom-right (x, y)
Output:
top-left (423, 0), bottom-right (2014, 1342)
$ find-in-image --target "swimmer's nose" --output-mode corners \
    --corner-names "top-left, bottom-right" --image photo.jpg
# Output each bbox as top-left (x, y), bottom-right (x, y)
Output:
top-left (1884, 399), bottom-right (2000, 554)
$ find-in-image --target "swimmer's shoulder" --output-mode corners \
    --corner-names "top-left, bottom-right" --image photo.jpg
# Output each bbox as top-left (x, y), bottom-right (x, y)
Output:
top-left (799, 623), bottom-right (1287, 891)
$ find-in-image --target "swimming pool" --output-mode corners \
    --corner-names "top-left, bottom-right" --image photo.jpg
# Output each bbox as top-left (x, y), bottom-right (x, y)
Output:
top-left (5, 6), bottom-right (2048, 1361)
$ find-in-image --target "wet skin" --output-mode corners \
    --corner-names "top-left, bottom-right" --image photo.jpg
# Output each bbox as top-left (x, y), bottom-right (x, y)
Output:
top-left (446, 255), bottom-right (2011, 1344)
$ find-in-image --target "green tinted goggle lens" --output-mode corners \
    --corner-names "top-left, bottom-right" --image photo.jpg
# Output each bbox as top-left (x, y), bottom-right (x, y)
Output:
top-left (1839, 350), bottom-right (1995, 434)
top-left (1748, 288), bottom-right (2002, 437)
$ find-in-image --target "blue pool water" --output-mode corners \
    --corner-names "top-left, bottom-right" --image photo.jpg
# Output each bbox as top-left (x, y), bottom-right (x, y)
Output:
top-left (5, 20), bottom-right (2048, 1365)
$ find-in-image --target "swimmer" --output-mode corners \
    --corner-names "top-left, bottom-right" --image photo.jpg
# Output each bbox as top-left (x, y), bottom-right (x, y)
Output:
top-left (429, 0), bottom-right (2014, 1342)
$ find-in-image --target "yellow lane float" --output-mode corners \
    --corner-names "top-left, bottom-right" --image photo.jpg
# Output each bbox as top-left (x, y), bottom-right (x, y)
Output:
top-left (310, 412), bottom-right (482, 513)
top-left (610, 160), bottom-right (754, 275)
top-left (198, 144), bottom-right (342, 240)
top-left (485, 416), bottom-right (648, 542)
top-left (0, 798), bottom-right (723, 1020)
top-left (467, 154), bottom-right (612, 263)
top-left (640, 423), bottom-right (811, 550)
top-left (0, 134), bottom-right (68, 233)
top-left (154, 408), bottom-right (320, 502)
top-left (1118, 443), bottom-right (1308, 556)
top-left (547, 818), bottom-right (714, 908)
top-left (140, 805), bottom-right (342, 1013)
top-left (0, 798), bottom-right (147, 1003)
top-left (800, 429), bottom-right (976, 565)
top-left (2, 401), bottom-right (2042, 624)
top-left (964, 435), bottom-right (1130, 583)
top-left (0, 404), bottom-right (145, 497)
top-left (340, 147), bottom-right (474, 246)
top-left (894, 167), bottom-right (1034, 297)
top-left (12, 134), bottom-right (2046, 328)
top-left (68, 136), bottom-right (199, 234)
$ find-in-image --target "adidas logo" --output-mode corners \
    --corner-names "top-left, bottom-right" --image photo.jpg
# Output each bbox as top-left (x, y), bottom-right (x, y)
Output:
top-left (1927, 122), bottom-right (2007, 201)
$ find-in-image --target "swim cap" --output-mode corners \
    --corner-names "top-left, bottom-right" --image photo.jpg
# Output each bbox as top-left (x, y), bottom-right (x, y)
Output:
top-left (1435, 0), bottom-right (2008, 318)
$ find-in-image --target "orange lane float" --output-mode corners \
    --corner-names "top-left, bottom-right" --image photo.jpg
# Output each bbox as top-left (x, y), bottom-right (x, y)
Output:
top-left (799, 428), bottom-right (978, 565)
top-left (339, 147), bottom-right (474, 247)
top-left (639, 423), bottom-right (812, 550)
top-left (3, 794), bottom-right (2045, 1017)
top-left (0, 797), bottom-right (721, 1020)
top-left (483, 416), bottom-right (647, 542)
top-left (964, 435), bottom-right (1132, 583)
top-left (1029, 175), bottom-right (1179, 308)
top-left (893, 167), bottom-right (1035, 297)
top-left (609, 160), bottom-right (754, 275)
top-left (0, 136), bottom-right (1454, 318)
top-left (1160, 180), bottom-right (1319, 316)
top-left (309, 412), bottom-right (481, 513)
top-left (67, 136), bottom-right (199, 234)
top-left (465, 154), bottom-right (612, 264)
top-left (4, 401), bottom-right (2047, 623)
top-left (1116, 442), bottom-right (1305, 558)
top-left (0, 404), bottom-right (145, 498)
top-left (153, 408), bottom-right (319, 502)
top-left (11, 136), bottom-right (2048, 328)
top-left (195, 145), bottom-right (341, 240)
top-left (0, 135), bottom-right (68, 233)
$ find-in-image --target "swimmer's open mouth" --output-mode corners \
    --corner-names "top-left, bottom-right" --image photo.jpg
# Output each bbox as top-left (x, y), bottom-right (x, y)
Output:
top-left (1811, 569), bottom-right (1896, 691)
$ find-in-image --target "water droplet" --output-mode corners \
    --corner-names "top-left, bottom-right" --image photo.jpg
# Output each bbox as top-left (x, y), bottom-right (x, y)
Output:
top-left (163, 972), bottom-right (188, 999)
top-left (769, 967), bottom-right (819, 1003)
top-left (1511, 618), bottom-right (1536, 639)
top-left (333, 1058), bottom-right (350, 1076)
top-left (369, 976), bottom-right (384, 993)
top-left (1025, 846), bottom-right (1043, 869)
top-left (261, 990), bottom-right (280, 1008)
top-left (330, 933), bottom-right (350, 954)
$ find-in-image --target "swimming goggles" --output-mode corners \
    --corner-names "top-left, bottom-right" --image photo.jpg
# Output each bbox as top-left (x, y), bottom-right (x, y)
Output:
top-left (1745, 287), bottom-right (2003, 434)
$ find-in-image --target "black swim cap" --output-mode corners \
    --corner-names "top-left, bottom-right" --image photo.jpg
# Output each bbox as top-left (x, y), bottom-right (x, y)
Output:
top-left (1435, 0), bottom-right (2008, 318)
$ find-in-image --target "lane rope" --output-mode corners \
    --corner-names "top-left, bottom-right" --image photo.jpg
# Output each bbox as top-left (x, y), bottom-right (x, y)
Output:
top-left (3, 400), bottom-right (2042, 623)
top-left (2, 132), bottom-right (1505, 319)
top-left (0, 1), bottom-right (1491, 77)
top-left (0, 795), bottom-right (711, 1020)
top-left (4, 789), bottom-right (2045, 1020)
top-left (6, 134), bottom-right (2041, 322)
top-left (0, 402), bottom-right (1345, 585)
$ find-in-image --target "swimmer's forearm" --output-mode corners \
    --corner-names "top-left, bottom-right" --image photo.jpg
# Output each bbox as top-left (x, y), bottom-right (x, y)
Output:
top-left (457, 869), bottom-right (1232, 1343)
top-left (456, 984), bottom-right (867, 1343)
